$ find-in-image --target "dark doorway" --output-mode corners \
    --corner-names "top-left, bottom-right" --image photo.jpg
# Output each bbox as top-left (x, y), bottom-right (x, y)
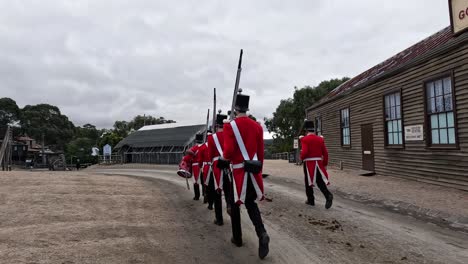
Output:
top-left (361, 124), bottom-right (375, 172)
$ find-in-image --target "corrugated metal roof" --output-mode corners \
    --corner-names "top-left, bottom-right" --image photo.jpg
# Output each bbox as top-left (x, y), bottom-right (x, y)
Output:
top-left (115, 124), bottom-right (205, 149)
top-left (311, 26), bottom-right (460, 109)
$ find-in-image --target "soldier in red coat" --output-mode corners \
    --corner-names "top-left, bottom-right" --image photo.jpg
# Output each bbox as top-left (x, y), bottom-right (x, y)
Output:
top-left (300, 120), bottom-right (333, 209)
top-left (222, 93), bottom-right (270, 260)
top-left (186, 133), bottom-right (204, 200)
top-left (199, 131), bottom-right (214, 209)
top-left (207, 114), bottom-right (229, 226)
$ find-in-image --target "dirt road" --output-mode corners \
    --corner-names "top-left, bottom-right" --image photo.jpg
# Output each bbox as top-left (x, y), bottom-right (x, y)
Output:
top-left (1, 167), bottom-right (467, 264)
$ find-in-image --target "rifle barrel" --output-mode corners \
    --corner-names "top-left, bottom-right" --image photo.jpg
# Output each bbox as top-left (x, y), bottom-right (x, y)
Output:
top-left (230, 49), bottom-right (243, 120)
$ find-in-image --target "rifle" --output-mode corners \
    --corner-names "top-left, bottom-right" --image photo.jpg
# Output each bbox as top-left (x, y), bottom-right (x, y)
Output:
top-left (229, 49), bottom-right (243, 120)
top-left (212, 88), bottom-right (217, 133)
top-left (204, 109), bottom-right (210, 141)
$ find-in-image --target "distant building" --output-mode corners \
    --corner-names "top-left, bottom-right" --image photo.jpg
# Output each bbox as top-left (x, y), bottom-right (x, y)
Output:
top-left (0, 131), bottom-right (59, 166)
top-left (115, 123), bottom-right (206, 164)
top-left (306, 26), bottom-right (468, 188)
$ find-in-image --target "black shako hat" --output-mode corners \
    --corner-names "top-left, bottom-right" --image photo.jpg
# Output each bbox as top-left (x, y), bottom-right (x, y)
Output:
top-left (195, 133), bottom-right (204, 143)
top-left (216, 114), bottom-right (228, 126)
top-left (304, 120), bottom-right (315, 132)
top-left (235, 94), bottom-right (250, 112)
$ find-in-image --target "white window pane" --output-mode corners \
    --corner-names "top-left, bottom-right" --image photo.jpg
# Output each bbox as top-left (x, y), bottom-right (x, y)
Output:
top-left (443, 77), bottom-right (452, 94)
top-left (388, 132), bottom-right (394, 144)
top-left (436, 96), bottom-right (444, 112)
top-left (395, 93), bottom-right (401, 106)
top-left (393, 132), bottom-right (398, 145)
top-left (393, 120), bottom-right (398, 132)
top-left (388, 121), bottom-right (393, 132)
top-left (426, 82), bottom-right (434, 97)
top-left (398, 132), bottom-right (403, 145)
top-left (385, 107), bottom-right (390, 120)
top-left (396, 107), bottom-right (401, 119)
top-left (448, 128), bottom-right (456, 144)
top-left (385, 96), bottom-right (390, 108)
top-left (432, 130), bottom-right (439, 144)
top-left (440, 129), bottom-right (448, 144)
top-left (447, 112), bottom-right (454, 127)
top-left (391, 107), bottom-right (396, 119)
top-left (390, 94), bottom-right (395, 107)
top-left (435, 80), bottom-right (443, 96)
top-left (398, 120), bottom-right (402, 132)
top-left (444, 95), bottom-right (453, 111)
top-left (438, 113), bottom-right (447, 128)
top-left (431, 115), bottom-right (438, 129)
top-left (428, 98), bottom-right (435, 113)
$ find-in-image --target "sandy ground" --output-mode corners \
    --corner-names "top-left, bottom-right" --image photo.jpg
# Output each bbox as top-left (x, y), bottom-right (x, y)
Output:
top-left (263, 160), bottom-right (468, 231)
top-left (1, 162), bottom-right (467, 264)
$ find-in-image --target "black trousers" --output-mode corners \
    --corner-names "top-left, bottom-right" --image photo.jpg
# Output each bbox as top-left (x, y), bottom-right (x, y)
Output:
top-left (303, 164), bottom-right (331, 202)
top-left (193, 183), bottom-right (200, 199)
top-left (208, 173), bottom-right (223, 223)
top-left (230, 174), bottom-right (266, 242)
top-left (222, 170), bottom-right (232, 208)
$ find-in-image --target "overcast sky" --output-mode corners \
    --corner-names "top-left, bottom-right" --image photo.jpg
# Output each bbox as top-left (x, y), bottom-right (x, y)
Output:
top-left (0, 0), bottom-right (450, 129)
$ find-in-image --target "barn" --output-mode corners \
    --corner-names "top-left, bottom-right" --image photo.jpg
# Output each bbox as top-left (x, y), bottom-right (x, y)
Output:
top-left (306, 25), bottom-right (468, 189)
top-left (115, 123), bottom-right (206, 164)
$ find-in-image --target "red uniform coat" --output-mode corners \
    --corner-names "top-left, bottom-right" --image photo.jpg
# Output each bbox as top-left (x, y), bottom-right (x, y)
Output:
top-left (208, 131), bottom-right (225, 191)
top-left (223, 116), bottom-right (264, 204)
top-left (198, 139), bottom-right (212, 186)
top-left (188, 144), bottom-right (202, 184)
top-left (300, 133), bottom-right (329, 186)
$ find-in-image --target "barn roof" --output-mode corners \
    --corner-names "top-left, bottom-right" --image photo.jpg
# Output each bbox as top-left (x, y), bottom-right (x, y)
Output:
top-left (308, 26), bottom-right (467, 110)
top-left (115, 124), bottom-right (205, 149)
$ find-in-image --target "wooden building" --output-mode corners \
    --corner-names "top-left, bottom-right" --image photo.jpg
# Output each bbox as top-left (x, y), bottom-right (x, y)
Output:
top-left (306, 26), bottom-right (468, 188)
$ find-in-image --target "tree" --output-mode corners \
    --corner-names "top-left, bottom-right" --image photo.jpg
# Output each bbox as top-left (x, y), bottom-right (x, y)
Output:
top-left (113, 120), bottom-right (130, 138)
top-left (75, 123), bottom-right (99, 142)
top-left (0, 97), bottom-right (20, 127)
top-left (98, 130), bottom-right (123, 149)
top-left (128, 115), bottom-right (175, 131)
top-left (65, 137), bottom-right (96, 164)
top-left (265, 77), bottom-right (350, 152)
top-left (20, 104), bottom-right (75, 150)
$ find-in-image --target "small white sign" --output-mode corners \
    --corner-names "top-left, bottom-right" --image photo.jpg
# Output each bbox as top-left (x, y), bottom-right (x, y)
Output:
top-left (293, 139), bottom-right (299, 149)
top-left (103, 144), bottom-right (112, 156)
top-left (405, 125), bottom-right (424, 141)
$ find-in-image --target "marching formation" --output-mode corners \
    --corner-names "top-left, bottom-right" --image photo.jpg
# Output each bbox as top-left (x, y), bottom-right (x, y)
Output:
top-left (176, 50), bottom-right (333, 260)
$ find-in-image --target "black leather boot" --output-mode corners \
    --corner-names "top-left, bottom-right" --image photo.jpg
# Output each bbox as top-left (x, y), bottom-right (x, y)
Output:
top-left (258, 232), bottom-right (270, 259)
top-left (325, 193), bottom-right (333, 209)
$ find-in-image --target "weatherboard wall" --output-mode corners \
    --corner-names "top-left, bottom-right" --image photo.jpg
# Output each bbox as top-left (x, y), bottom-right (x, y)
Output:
top-left (307, 39), bottom-right (468, 187)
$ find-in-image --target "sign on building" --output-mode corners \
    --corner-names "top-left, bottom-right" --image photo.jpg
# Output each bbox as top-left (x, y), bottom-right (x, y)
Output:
top-left (449, 0), bottom-right (468, 35)
top-left (103, 144), bottom-right (112, 156)
top-left (293, 138), bottom-right (299, 149)
top-left (404, 125), bottom-right (424, 141)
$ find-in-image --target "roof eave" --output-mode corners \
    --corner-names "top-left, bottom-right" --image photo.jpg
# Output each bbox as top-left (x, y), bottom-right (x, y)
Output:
top-left (306, 33), bottom-right (468, 112)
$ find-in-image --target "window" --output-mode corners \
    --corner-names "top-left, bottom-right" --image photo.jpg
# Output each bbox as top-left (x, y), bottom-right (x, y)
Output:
top-left (426, 76), bottom-right (456, 145)
top-left (315, 116), bottom-right (322, 136)
top-left (384, 92), bottom-right (403, 146)
top-left (340, 108), bottom-right (350, 146)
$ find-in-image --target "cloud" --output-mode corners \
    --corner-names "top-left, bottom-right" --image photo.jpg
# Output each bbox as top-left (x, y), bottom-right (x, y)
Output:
top-left (0, 0), bottom-right (449, 128)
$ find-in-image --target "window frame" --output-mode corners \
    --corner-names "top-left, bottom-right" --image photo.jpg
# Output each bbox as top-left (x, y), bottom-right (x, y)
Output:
top-left (315, 116), bottom-right (322, 136)
top-left (422, 71), bottom-right (459, 149)
top-left (340, 107), bottom-right (351, 148)
top-left (383, 88), bottom-right (405, 149)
